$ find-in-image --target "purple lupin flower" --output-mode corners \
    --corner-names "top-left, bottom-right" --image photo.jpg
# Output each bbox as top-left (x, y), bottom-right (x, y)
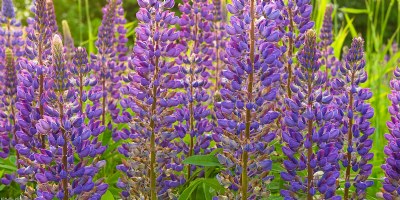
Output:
top-left (115, 0), bottom-right (183, 198)
top-left (0, 48), bottom-right (18, 161)
top-left (90, 0), bottom-right (122, 129)
top-left (211, 0), bottom-right (227, 95)
top-left (33, 35), bottom-right (107, 199)
top-left (278, 0), bottom-right (314, 98)
top-left (46, 0), bottom-right (58, 34)
top-left (0, 0), bottom-right (24, 58)
top-left (72, 47), bottom-right (89, 114)
top-left (214, 0), bottom-right (283, 198)
top-left (62, 20), bottom-right (75, 66)
top-left (332, 37), bottom-right (374, 199)
top-left (382, 67), bottom-right (400, 199)
top-left (280, 30), bottom-right (340, 200)
top-left (319, 4), bottom-right (337, 89)
top-left (108, 0), bottom-right (127, 128)
top-left (25, 0), bottom-right (54, 147)
top-left (175, 0), bottom-right (214, 180)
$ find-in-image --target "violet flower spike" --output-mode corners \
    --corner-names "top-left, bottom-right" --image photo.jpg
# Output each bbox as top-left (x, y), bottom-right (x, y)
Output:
top-left (382, 67), bottom-right (400, 199)
top-left (332, 37), bottom-right (374, 199)
top-left (176, 0), bottom-right (214, 180)
top-left (280, 30), bottom-right (341, 200)
top-left (116, 0), bottom-right (183, 198)
top-left (214, 0), bottom-right (283, 198)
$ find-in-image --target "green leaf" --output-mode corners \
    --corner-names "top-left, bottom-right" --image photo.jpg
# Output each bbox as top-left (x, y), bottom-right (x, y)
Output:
top-left (339, 7), bottom-right (369, 14)
top-left (101, 128), bottom-right (112, 146)
top-left (183, 155), bottom-right (222, 167)
top-left (179, 178), bottom-right (224, 200)
top-left (101, 190), bottom-right (115, 200)
top-left (179, 179), bottom-right (203, 200)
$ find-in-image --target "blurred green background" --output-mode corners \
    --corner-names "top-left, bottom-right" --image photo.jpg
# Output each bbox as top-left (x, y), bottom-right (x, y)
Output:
top-left (5, 0), bottom-right (398, 48)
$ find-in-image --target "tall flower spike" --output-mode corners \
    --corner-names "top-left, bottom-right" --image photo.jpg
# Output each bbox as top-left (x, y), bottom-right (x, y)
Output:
top-left (116, 0), bottom-right (183, 198)
top-left (32, 34), bottom-right (107, 199)
top-left (1, 0), bottom-right (15, 19)
top-left (46, 0), bottom-right (58, 34)
top-left (25, 0), bottom-right (53, 147)
top-left (109, 0), bottom-right (127, 129)
top-left (90, 0), bottom-right (119, 128)
top-left (62, 20), bottom-right (75, 65)
top-left (72, 47), bottom-right (89, 114)
top-left (0, 48), bottom-right (18, 161)
top-left (176, 0), bottom-right (214, 180)
top-left (280, 30), bottom-right (340, 199)
top-left (214, 0), bottom-right (283, 198)
top-left (332, 37), bottom-right (374, 199)
top-left (382, 67), bottom-right (400, 199)
top-left (319, 4), bottom-right (336, 89)
top-left (211, 0), bottom-right (227, 94)
top-left (0, 0), bottom-right (24, 58)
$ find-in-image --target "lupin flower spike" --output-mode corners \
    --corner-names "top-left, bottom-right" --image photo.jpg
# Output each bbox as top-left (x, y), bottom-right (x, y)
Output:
top-left (1, 0), bottom-right (15, 19)
top-left (214, 0), bottom-right (283, 198)
top-left (0, 48), bottom-right (18, 161)
top-left (332, 37), bottom-right (374, 199)
top-left (175, 0), bottom-right (214, 180)
top-left (277, 0), bottom-right (314, 98)
top-left (90, 0), bottom-right (121, 128)
top-left (280, 29), bottom-right (341, 199)
top-left (0, 0), bottom-right (24, 58)
top-left (62, 20), bottom-right (75, 65)
top-left (116, 0), bottom-right (183, 198)
top-left (382, 67), bottom-right (400, 199)
top-left (31, 34), bottom-right (107, 199)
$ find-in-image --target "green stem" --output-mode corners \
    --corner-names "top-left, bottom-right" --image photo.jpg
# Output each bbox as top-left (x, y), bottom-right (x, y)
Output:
top-left (241, 0), bottom-right (255, 198)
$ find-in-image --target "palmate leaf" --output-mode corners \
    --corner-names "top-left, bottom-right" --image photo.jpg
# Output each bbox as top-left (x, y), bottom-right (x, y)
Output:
top-left (183, 154), bottom-right (222, 167)
top-left (178, 178), bottom-right (225, 200)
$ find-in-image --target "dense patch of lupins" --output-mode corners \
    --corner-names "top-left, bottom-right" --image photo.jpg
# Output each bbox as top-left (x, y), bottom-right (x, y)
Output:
top-left (1, 0), bottom-right (398, 199)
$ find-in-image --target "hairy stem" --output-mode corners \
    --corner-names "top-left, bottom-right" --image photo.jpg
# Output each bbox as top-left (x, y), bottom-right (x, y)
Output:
top-left (344, 72), bottom-right (355, 200)
top-left (149, 21), bottom-right (160, 200)
top-left (287, 7), bottom-right (294, 98)
top-left (306, 69), bottom-right (314, 200)
top-left (101, 62), bottom-right (106, 126)
top-left (59, 101), bottom-right (68, 200)
top-left (241, 0), bottom-right (255, 198)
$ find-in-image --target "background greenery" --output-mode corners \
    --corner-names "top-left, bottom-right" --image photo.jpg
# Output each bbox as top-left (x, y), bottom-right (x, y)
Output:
top-left (0, 0), bottom-right (399, 199)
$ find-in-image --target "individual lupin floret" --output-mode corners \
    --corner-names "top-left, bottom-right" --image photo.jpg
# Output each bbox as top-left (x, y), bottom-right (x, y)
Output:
top-left (33, 35), bottom-right (107, 200)
top-left (280, 30), bottom-right (341, 200)
top-left (175, 0), bottom-right (214, 180)
top-left (214, 0), bottom-right (283, 198)
top-left (382, 67), bottom-right (400, 199)
top-left (331, 37), bottom-right (374, 199)
top-left (115, 0), bottom-right (184, 198)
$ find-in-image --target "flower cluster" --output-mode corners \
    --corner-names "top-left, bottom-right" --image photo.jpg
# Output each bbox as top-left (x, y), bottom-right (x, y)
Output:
top-left (332, 37), bottom-right (374, 199)
top-left (281, 30), bottom-right (340, 199)
top-left (175, 0), bottom-right (215, 179)
top-left (115, 0), bottom-right (184, 198)
top-left (382, 67), bottom-right (400, 199)
top-left (214, 0), bottom-right (283, 198)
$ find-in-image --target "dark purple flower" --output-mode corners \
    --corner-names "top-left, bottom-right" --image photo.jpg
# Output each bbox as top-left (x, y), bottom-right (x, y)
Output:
top-left (214, 0), bottom-right (283, 198)
top-left (116, 0), bottom-right (183, 198)
top-left (280, 30), bottom-right (341, 199)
